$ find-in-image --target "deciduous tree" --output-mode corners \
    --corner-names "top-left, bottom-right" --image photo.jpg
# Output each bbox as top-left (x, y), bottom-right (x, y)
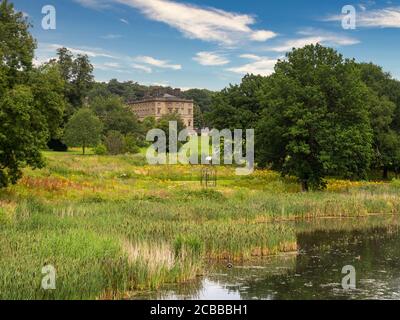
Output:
top-left (63, 109), bottom-right (103, 155)
top-left (256, 45), bottom-right (373, 190)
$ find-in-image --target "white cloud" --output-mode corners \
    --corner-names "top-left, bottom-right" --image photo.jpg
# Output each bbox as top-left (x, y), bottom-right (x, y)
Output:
top-left (326, 6), bottom-right (400, 28)
top-left (359, 4), bottom-right (367, 12)
top-left (101, 34), bottom-right (123, 39)
top-left (41, 43), bottom-right (117, 58)
top-left (250, 30), bottom-right (277, 42)
top-left (193, 52), bottom-right (230, 66)
top-left (134, 55), bottom-right (182, 70)
top-left (115, 0), bottom-right (276, 45)
top-left (94, 62), bottom-right (129, 73)
top-left (131, 63), bottom-right (152, 73)
top-left (73, 0), bottom-right (111, 9)
top-left (239, 54), bottom-right (262, 60)
top-left (265, 30), bottom-right (359, 52)
top-left (150, 82), bottom-right (170, 87)
top-left (103, 62), bottom-right (121, 68)
top-left (227, 55), bottom-right (277, 76)
top-left (120, 18), bottom-right (130, 24)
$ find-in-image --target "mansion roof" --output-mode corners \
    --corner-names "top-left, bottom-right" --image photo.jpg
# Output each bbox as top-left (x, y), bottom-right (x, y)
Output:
top-left (129, 94), bottom-right (193, 104)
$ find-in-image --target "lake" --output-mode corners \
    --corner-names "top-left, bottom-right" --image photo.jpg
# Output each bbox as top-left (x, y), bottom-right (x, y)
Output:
top-left (133, 216), bottom-right (400, 300)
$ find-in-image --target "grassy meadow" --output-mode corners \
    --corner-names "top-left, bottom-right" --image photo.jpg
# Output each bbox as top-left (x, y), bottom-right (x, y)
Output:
top-left (1, 150), bottom-right (400, 299)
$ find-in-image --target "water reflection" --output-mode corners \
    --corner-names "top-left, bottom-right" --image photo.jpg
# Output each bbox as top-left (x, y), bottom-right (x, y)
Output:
top-left (133, 216), bottom-right (400, 300)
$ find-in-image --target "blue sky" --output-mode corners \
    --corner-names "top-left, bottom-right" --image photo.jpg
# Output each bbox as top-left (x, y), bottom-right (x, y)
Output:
top-left (12, 0), bottom-right (400, 90)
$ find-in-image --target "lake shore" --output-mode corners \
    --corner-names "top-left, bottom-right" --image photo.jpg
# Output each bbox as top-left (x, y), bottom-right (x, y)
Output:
top-left (1, 151), bottom-right (400, 299)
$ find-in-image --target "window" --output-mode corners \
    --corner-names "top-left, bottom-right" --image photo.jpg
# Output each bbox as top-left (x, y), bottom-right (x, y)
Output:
top-left (157, 108), bottom-right (161, 114)
top-left (188, 109), bottom-right (192, 115)
top-left (188, 121), bottom-right (191, 127)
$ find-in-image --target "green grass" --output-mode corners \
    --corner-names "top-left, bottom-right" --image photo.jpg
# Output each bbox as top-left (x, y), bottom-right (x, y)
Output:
top-left (0, 151), bottom-right (399, 299)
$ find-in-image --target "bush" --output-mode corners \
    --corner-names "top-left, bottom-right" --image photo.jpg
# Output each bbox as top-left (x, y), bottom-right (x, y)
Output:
top-left (123, 134), bottom-right (140, 154)
top-left (105, 131), bottom-right (124, 155)
top-left (94, 144), bottom-right (107, 155)
top-left (391, 179), bottom-right (400, 188)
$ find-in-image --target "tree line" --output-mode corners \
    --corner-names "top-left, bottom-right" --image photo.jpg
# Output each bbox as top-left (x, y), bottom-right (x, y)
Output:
top-left (2, 0), bottom-right (400, 191)
top-left (0, 0), bottom-right (188, 187)
top-left (206, 45), bottom-right (400, 190)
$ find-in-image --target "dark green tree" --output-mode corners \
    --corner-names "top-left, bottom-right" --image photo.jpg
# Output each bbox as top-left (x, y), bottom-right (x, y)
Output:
top-left (183, 88), bottom-right (214, 127)
top-left (206, 74), bottom-right (266, 130)
top-left (0, 0), bottom-right (35, 91)
top-left (0, 0), bottom-right (64, 187)
top-left (0, 86), bottom-right (47, 186)
top-left (358, 63), bottom-right (400, 179)
top-left (256, 44), bottom-right (373, 191)
top-left (183, 89), bottom-right (214, 113)
top-left (156, 113), bottom-right (186, 152)
top-left (89, 95), bottom-right (142, 135)
top-left (29, 63), bottom-right (66, 139)
top-left (53, 48), bottom-right (94, 113)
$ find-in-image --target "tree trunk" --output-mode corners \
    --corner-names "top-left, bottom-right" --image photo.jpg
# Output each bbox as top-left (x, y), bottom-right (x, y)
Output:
top-left (383, 166), bottom-right (389, 180)
top-left (82, 144), bottom-right (86, 155)
top-left (301, 180), bottom-right (309, 192)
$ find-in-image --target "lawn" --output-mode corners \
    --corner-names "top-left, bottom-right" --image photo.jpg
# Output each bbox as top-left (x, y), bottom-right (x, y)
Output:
top-left (0, 151), bottom-right (399, 299)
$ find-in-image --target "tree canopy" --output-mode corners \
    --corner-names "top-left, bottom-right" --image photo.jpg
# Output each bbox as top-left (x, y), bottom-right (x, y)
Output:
top-left (63, 108), bottom-right (103, 155)
top-left (0, 0), bottom-right (65, 187)
top-left (258, 45), bottom-right (375, 190)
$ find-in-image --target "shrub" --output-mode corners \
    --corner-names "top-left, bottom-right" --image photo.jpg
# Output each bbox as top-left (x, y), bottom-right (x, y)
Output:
top-left (391, 179), bottom-right (400, 188)
top-left (124, 134), bottom-right (140, 154)
top-left (94, 144), bottom-right (107, 155)
top-left (105, 131), bottom-right (124, 155)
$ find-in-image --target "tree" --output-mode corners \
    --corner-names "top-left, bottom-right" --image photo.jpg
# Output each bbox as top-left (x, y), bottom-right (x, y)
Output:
top-left (206, 74), bottom-right (266, 131)
top-left (183, 89), bottom-right (214, 127)
top-left (53, 48), bottom-right (94, 112)
top-left (256, 44), bottom-right (373, 191)
top-left (63, 109), bottom-right (103, 155)
top-left (142, 116), bottom-right (157, 132)
top-left (1, 0), bottom-right (62, 187)
top-left (89, 95), bottom-right (142, 135)
top-left (156, 113), bottom-right (186, 152)
top-left (0, 0), bottom-right (35, 91)
top-left (183, 89), bottom-right (214, 113)
top-left (0, 86), bottom-right (47, 186)
top-left (123, 134), bottom-right (140, 154)
top-left (193, 104), bottom-right (205, 129)
top-left (29, 63), bottom-right (66, 139)
top-left (358, 63), bottom-right (400, 179)
top-left (71, 54), bottom-right (94, 107)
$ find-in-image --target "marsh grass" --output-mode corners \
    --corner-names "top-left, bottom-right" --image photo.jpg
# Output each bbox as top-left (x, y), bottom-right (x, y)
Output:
top-left (1, 152), bottom-right (399, 299)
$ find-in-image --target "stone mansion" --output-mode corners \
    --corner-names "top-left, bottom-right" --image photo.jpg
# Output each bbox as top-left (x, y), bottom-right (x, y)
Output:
top-left (128, 94), bottom-right (194, 130)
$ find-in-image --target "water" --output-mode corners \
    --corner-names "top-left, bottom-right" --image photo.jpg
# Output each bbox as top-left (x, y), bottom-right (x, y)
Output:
top-left (134, 216), bottom-right (400, 300)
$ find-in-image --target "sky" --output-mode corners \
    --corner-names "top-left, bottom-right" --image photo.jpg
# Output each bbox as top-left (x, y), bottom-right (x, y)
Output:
top-left (12, 0), bottom-right (400, 90)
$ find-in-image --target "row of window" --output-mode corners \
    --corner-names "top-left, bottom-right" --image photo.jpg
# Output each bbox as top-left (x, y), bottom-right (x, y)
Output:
top-left (133, 104), bottom-right (193, 117)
